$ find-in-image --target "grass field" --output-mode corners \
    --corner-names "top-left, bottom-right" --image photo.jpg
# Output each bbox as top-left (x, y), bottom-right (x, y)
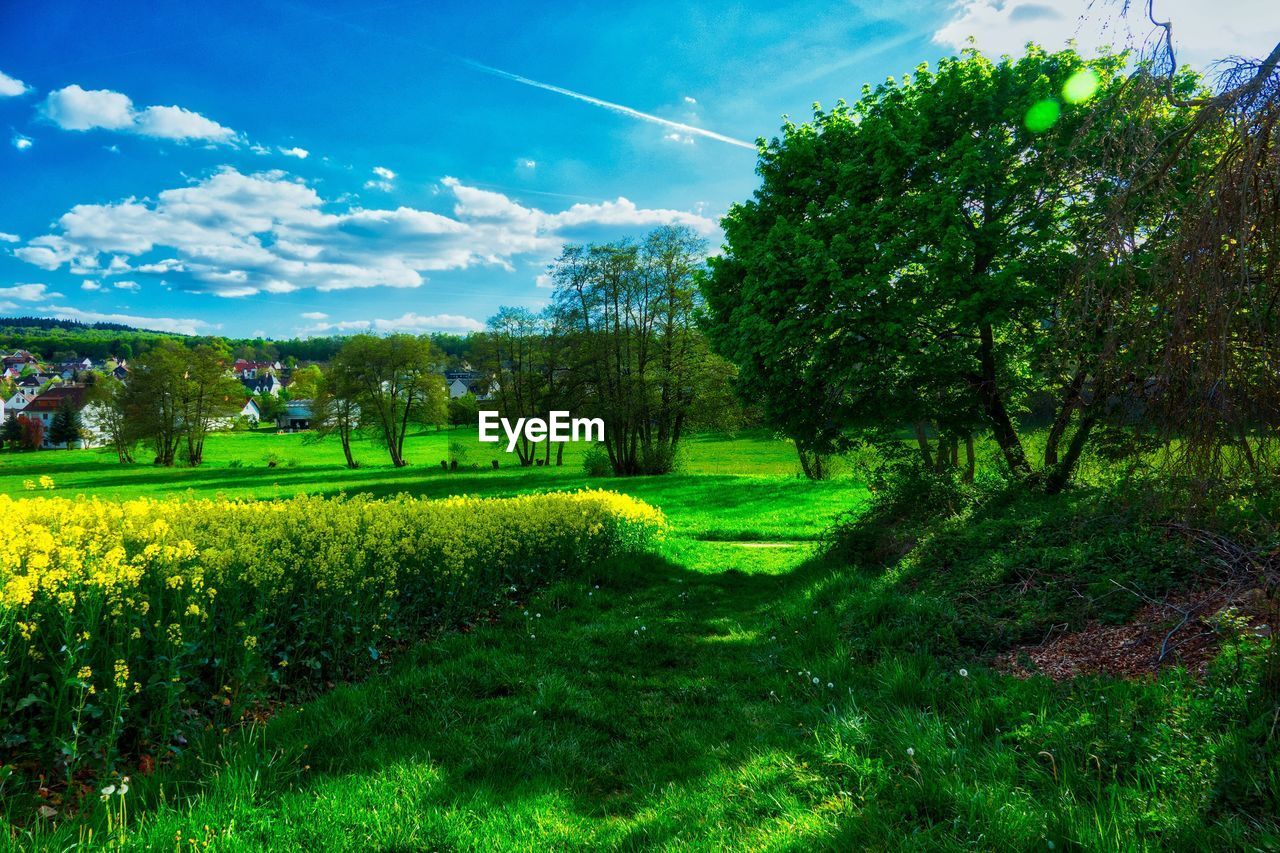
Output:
top-left (0, 427), bottom-right (861, 541)
top-left (3, 429), bottom-right (1273, 849)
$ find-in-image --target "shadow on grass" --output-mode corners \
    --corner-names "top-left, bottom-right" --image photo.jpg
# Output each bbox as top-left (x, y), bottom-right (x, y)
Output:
top-left (112, 548), bottom-right (855, 848)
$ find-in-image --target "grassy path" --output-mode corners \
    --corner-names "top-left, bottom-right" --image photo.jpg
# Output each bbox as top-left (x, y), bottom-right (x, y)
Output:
top-left (70, 540), bottom-right (844, 850)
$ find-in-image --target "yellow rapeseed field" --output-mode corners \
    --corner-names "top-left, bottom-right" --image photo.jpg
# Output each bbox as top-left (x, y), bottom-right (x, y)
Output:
top-left (0, 489), bottom-right (664, 774)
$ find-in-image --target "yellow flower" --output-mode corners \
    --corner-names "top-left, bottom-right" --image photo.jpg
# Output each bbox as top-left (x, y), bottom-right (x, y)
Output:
top-left (113, 660), bottom-right (130, 690)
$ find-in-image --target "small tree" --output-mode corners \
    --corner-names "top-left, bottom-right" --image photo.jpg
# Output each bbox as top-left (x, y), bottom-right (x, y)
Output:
top-left (49, 399), bottom-right (83, 449)
top-left (449, 393), bottom-right (480, 426)
top-left (339, 334), bottom-right (447, 467)
top-left (1, 414), bottom-right (21, 451)
top-left (18, 415), bottom-right (44, 451)
top-left (312, 353), bottom-right (363, 469)
top-left (85, 374), bottom-right (136, 463)
top-left (286, 364), bottom-right (323, 400)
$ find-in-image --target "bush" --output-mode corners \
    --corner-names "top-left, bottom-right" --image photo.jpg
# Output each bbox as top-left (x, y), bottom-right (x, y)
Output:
top-left (0, 490), bottom-right (665, 775)
top-left (582, 446), bottom-right (612, 477)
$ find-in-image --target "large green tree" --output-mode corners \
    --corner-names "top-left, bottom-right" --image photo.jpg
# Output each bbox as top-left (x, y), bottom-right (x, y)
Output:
top-left (704, 47), bottom-right (1178, 491)
top-left (121, 340), bottom-right (241, 466)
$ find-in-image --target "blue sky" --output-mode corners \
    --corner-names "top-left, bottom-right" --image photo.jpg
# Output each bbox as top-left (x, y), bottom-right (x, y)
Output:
top-left (1, 0), bottom-right (1275, 338)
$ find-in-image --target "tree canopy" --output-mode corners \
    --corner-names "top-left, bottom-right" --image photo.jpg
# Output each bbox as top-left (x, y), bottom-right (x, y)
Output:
top-left (704, 47), bottom-right (1193, 489)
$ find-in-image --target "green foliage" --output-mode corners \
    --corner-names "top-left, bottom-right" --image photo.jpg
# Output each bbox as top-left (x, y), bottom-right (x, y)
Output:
top-left (703, 47), bottom-right (1192, 491)
top-left (285, 364), bottom-right (322, 400)
top-left (1, 415), bottom-right (22, 451)
top-left (447, 392), bottom-right (480, 426)
top-left (47, 399), bottom-right (83, 449)
top-left (331, 334), bottom-right (447, 468)
top-left (581, 445), bottom-right (611, 477)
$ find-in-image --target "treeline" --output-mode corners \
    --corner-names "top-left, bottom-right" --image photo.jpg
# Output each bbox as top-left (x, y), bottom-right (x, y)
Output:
top-left (703, 45), bottom-right (1280, 491)
top-left (0, 317), bottom-right (477, 368)
top-left (461, 226), bottom-right (742, 474)
top-left (310, 225), bottom-right (745, 474)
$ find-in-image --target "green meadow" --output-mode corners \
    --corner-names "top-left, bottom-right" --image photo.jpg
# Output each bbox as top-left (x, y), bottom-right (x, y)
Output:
top-left (0, 427), bottom-right (862, 541)
top-left (3, 428), bottom-right (1273, 850)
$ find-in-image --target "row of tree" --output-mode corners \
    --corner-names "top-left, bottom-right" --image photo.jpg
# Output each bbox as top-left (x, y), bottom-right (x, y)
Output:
top-left (307, 226), bottom-right (743, 474)
top-left (463, 226), bottom-right (741, 474)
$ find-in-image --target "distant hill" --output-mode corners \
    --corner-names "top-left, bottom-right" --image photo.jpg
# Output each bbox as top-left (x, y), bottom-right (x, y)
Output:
top-left (0, 315), bottom-right (477, 365)
top-left (0, 315), bottom-right (188, 336)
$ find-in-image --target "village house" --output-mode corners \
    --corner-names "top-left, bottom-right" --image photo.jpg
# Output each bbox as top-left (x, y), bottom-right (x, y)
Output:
top-left (444, 369), bottom-right (495, 401)
top-left (232, 359), bottom-right (282, 380)
top-left (1, 350), bottom-right (39, 373)
top-left (6, 390), bottom-right (34, 414)
top-left (241, 373), bottom-right (284, 397)
top-left (240, 397), bottom-right (261, 425)
top-left (19, 385), bottom-right (103, 449)
top-left (276, 399), bottom-right (312, 431)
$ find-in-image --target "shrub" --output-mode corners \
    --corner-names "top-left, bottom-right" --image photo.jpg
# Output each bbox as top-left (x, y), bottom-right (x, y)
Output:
top-left (0, 490), bottom-right (665, 775)
top-left (582, 446), bottom-right (612, 477)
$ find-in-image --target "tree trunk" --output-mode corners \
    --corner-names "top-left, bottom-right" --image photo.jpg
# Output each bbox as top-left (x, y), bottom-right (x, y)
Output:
top-left (963, 434), bottom-right (976, 483)
top-left (1044, 412), bottom-right (1099, 494)
top-left (1238, 425), bottom-right (1260, 477)
top-left (913, 422), bottom-right (934, 468)
top-left (340, 431), bottom-right (357, 469)
top-left (970, 324), bottom-right (1031, 477)
top-left (1044, 370), bottom-right (1087, 468)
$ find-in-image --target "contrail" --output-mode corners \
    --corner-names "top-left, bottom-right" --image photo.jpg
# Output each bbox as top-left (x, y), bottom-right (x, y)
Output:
top-left (462, 59), bottom-right (756, 151)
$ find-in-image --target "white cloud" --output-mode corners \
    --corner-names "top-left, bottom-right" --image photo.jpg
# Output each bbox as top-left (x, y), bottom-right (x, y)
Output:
top-left (14, 166), bottom-right (715, 297)
top-left (0, 283), bottom-right (60, 302)
top-left (40, 85), bottom-right (134, 130)
top-left (0, 69), bottom-right (31, 97)
top-left (683, 95), bottom-right (698, 105)
top-left (280, 146), bottom-right (309, 159)
top-left (39, 84), bottom-right (236, 143)
top-left (305, 312), bottom-right (485, 335)
top-left (81, 280), bottom-right (103, 291)
top-left (664, 132), bottom-right (695, 145)
top-left (518, 158), bottom-right (537, 169)
top-left (0, 232), bottom-right (18, 243)
top-left (364, 166), bottom-right (397, 191)
top-left (300, 311), bottom-right (329, 320)
top-left (12, 133), bottom-right (32, 151)
top-left (112, 280), bottom-right (140, 291)
top-left (47, 306), bottom-right (212, 335)
top-left (134, 104), bottom-right (235, 142)
top-left (535, 273), bottom-right (554, 289)
top-left (933, 0), bottom-right (1280, 69)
